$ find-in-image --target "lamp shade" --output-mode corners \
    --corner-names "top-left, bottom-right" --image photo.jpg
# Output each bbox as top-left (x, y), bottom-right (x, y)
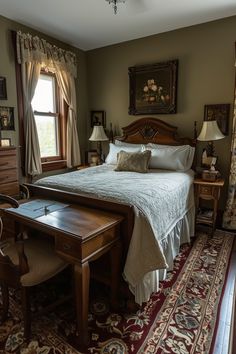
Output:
top-left (89, 125), bottom-right (108, 142)
top-left (197, 120), bottom-right (225, 141)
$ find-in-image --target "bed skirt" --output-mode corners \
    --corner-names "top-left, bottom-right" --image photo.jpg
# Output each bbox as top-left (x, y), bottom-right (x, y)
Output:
top-left (126, 205), bottom-right (195, 305)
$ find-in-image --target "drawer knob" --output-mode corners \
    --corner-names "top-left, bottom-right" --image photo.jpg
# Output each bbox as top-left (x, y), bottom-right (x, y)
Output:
top-left (62, 243), bottom-right (71, 250)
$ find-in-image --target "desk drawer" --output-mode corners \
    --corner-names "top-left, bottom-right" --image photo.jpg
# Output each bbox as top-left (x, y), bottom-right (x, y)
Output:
top-left (56, 227), bottom-right (118, 261)
top-left (56, 236), bottom-right (81, 260)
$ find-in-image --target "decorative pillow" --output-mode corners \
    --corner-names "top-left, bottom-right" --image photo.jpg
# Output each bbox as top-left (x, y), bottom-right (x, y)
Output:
top-left (114, 140), bottom-right (145, 149)
top-left (105, 143), bottom-right (141, 165)
top-left (115, 150), bottom-right (151, 173)
top-left (145, 145), bottom-right (195, 171)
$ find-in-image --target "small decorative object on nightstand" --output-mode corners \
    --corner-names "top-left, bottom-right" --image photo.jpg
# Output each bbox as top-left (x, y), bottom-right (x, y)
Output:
top-left (194, 178), bottom-right (224, 235)
top-left (197, 119), bottom-right (225, 181)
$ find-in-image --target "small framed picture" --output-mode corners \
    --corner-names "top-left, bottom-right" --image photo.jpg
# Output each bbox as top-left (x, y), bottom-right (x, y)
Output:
top-left (204, 104), bottom-right (230, 135)
top-left (85, 150), bottom-right (99, 165)
top-left (91, 110), bottom-right (106, 128)
top-left (0, 77), bottom-right (7, 100)
top-left (0, 106), bottom-right (15, 130)
top-left (0, 138), bottom-right (11, 147)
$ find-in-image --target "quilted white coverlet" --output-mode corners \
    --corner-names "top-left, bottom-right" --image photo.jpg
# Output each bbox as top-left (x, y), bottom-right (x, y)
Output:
top-left (35, 165), bottom-right (194, 296)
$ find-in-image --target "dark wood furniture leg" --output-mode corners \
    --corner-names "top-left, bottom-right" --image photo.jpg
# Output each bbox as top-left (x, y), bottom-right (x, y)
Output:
top-left (1, 282), bottom-right (9, 321)
top-left (74, 261), bottom-right (90, 348)
top-left (110, 239), bottom-right (122, 310)
top-left (21, 287), bottom-right (31, 340)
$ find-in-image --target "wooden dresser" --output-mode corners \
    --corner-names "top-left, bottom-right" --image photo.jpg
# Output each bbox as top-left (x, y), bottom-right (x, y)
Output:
top-left (0, 147), bottom-right (19, 197)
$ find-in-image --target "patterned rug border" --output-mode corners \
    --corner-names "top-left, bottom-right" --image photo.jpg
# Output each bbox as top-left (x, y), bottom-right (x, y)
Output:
top-left (138, 229), bottom-right (235, 354)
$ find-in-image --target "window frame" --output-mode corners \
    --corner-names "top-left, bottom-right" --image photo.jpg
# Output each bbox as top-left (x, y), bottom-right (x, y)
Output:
top-left (33, 71), bottom-right (62, 163)
top-left (13, 29), bottom-right (67, 175)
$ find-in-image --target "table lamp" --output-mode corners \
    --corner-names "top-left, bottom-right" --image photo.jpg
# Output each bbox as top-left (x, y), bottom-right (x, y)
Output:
top-left (197, 119), bottom-right (225, 180)
top-left (89, 125), bottom-right (108, 163)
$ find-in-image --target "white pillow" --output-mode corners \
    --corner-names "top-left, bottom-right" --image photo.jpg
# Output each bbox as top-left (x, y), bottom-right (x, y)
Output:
top-left (145, 145), bottom-right (195, 171)
top-left (114, 140), bottom-right (145, 149)
top-left (105, 143), bottom-right (142, 165)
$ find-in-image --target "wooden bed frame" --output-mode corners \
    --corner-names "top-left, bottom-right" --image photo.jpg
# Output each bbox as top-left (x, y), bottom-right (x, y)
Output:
top-left (26, 117), bottom-right (195, 270)
top-left (115, 117), bottom-right (196, 146)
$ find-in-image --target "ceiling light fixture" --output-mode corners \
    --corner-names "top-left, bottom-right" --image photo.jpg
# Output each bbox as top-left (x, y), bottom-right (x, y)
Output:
top-left (106, 0), bottom-right (125, 14)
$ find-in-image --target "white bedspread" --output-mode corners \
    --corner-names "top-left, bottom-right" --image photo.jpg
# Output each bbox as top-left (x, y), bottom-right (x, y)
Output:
top-left (35, 165), bottom-right (194, 302)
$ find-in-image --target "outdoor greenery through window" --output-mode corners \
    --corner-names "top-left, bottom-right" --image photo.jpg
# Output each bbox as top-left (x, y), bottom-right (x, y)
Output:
top-left (32, 73), bottom-right (59, 160)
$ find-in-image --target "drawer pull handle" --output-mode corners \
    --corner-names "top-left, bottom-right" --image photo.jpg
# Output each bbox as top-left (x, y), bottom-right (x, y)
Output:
top-left (62, 243), bottom-right (71, 250)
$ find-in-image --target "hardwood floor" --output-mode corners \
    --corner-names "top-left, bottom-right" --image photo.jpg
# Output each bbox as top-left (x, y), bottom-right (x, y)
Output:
top-left (213, 234), bottom-right (236, 354)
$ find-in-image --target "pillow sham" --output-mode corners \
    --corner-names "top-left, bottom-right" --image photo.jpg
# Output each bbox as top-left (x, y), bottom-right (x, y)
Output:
top-left (105, 143), bottom-right (141, 165)
top-left (115, 150), bottom-right (151, 173)
top-left (114, 140), bottom-right (145, 149)
top-left (145, 145), bottom-right (195, 171)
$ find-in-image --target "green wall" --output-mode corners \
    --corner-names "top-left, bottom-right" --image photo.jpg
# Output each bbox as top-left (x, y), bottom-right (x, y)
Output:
top-left (87, 16), bottom-right (236, 206)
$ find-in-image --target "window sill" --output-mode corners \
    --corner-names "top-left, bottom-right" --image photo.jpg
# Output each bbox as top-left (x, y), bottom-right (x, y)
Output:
top-left (42, 160), bottom-right (67, 172)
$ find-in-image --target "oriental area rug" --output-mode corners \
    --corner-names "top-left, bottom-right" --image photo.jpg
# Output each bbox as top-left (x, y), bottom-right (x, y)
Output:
top-left (0, 229), bottom-right (234, 354)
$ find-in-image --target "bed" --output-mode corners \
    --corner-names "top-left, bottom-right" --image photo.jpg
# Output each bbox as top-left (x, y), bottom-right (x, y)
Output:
top-left (32, 117), bottom-right (196, 305)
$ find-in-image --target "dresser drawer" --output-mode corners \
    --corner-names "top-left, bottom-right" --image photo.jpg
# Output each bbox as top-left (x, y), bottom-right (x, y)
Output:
top-left (0, 181), bottom-right (19, 196)
top-left (0, 154), bottom-right (17, 170)
top-left (0, 169), bottom-right (17, 185)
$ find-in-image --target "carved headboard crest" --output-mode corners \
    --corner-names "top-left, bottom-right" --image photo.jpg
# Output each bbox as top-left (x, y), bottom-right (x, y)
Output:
top-left (115, 117), bottom-right (195, 146)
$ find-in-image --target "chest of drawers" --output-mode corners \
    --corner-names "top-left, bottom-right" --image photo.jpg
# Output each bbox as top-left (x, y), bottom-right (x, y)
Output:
top-left (0, 147), bottom-right (19, 197)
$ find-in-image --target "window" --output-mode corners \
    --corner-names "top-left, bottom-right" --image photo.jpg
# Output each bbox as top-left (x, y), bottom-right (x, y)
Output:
top-left (31, 72), bottom-right (66, 171)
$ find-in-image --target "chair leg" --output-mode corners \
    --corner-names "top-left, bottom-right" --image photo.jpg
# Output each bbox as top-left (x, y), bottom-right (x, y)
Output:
top-left (21, 287), bottom-right (31, 340)
top-left (0, 282), bottom-right (9, 322)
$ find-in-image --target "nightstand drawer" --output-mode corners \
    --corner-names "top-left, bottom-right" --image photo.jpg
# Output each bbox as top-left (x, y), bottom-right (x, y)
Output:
top-left (199, 185), bottom-right (212, 196)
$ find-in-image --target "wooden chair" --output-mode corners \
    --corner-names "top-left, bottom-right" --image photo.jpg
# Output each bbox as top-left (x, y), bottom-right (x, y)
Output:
top-left (0, 194), bottom-right (68, 339)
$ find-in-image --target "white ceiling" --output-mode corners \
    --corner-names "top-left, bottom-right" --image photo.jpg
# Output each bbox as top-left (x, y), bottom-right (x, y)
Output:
top-left (0, 0), bottom-right (236, 50)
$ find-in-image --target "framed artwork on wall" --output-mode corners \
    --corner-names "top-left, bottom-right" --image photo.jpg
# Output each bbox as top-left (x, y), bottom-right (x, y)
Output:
top-left (129, 60), bottom-right (178, 115)
top-left (91, 110), bottom-right (106, 127)
top-left (0, 106), bottom-right (15, 130)
top-left (85, 150), bottom-right (99, 165)
top-left (0, 77), bottom-right (7, 100)
top-left (0, 138), bottom-right (11, 147)
top-left (204, 103), bottom-right (230, 135)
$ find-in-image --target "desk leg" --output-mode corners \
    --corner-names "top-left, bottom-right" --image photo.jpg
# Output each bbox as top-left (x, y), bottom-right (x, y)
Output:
top-left (74, 261), bottom-right (90, 349)
top-left (110, 239), bottom-right (122, 310)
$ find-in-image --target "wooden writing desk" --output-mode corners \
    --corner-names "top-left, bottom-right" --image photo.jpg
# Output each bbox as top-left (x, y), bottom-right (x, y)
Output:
top-left (3, 198), bottom-right (123, 350)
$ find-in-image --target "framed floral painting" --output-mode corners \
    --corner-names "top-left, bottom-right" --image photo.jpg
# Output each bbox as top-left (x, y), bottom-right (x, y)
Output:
top-left (129, 60), bottom-right (178, 115)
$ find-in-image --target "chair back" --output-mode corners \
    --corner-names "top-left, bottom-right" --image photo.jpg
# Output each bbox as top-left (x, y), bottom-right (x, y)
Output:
top-left (0, 195), bottom-right (28, 288)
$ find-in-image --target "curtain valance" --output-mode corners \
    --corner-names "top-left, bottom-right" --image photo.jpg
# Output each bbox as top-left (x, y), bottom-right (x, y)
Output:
top-left (16, 31), bottom-right (77, 78)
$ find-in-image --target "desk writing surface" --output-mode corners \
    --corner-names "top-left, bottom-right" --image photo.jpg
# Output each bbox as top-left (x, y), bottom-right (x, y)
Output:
top-left (5, 199), bottom-right (123, 240)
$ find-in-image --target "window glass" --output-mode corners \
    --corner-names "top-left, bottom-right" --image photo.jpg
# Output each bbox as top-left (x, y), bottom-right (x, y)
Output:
top-left (35, 115), bottom-right (58, 157)
top-left (32, 73), bottom-right (59, 158)
top-left (32, 75), bottom-right (55, 113)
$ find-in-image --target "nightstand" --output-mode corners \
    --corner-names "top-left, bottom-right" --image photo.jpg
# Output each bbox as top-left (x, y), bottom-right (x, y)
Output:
top-left (193, 178), bottom-right (224, 235)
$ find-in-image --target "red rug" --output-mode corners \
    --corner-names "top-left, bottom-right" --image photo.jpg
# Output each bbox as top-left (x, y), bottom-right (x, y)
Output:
top-left (0, 229), bottom-right (234, 354)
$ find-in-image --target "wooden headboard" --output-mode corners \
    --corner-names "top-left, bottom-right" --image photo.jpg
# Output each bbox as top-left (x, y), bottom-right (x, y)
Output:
top-left (115, 117), bottom-right (196, 146)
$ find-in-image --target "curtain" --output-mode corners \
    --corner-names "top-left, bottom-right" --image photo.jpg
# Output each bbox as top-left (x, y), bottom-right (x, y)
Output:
top-left (16, 31), bottom-right (80, 175)
top-left (21, 61), bottom-right (42, 176)
top-left (55, 69), bottom-right (81, 167)
top-left (222, 48), bottom-right (236, 229)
